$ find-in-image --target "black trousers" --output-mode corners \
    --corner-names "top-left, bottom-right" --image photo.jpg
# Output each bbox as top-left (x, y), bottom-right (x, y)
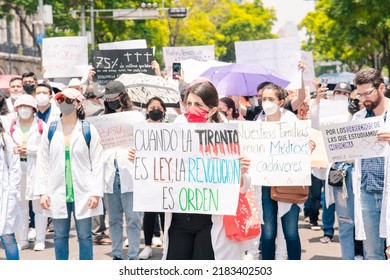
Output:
top-left (166, 213), bottom-right (214, 260)
top-left (143, 212), bottom-right (165, 245)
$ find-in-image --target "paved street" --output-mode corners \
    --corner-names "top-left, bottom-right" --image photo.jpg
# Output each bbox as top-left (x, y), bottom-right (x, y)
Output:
top-left (0, 211), bottom-right (341, 260)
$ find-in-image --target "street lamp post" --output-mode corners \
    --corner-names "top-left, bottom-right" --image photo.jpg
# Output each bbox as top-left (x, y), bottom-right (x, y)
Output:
top-left (90, 0), bottom-right (95, 50)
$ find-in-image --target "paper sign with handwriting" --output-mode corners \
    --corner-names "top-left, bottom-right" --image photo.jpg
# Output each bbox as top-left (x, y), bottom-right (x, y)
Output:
top-left (238, 120), bottom-right (312, 186)
top-left (133, 123), bottom-right (241, 215)
top-left (86, 111), bottom-right (145, 149)
top-left (42, 36), bottom-right (89, 78)
top-left (320, 117), bottom-right (387, 162)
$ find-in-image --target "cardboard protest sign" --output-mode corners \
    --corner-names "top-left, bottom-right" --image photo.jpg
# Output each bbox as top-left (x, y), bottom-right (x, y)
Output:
top-left (91, 48), bottom-right (154, 86)
top-left (238, 120), bottom-right (312, 186)
top-left (133, 123), bottom-right (241, 215)
top-left (42, 36), bottom-right (89, 78)
top-left (86, 111), bottom-right (145, 149)
top-left (320, 117), bottom-right (387, 162)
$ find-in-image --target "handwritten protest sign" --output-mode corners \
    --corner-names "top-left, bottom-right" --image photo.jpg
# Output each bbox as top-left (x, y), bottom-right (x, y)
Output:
top-left (235, 37), bottom-right (301, 89)
top-left (86, 111), bottom-right (145, 149)
top-left (91, 48), bottom-right (154, 86)
top-left (320, 117), bottom-right (387, 162)
top-left (238, 120), bottom-right (312, 186)
top-left (42, 36), bottom-right (89, 78)
top-left (133, 123), bottom-right (241, 215)
top-left (162, 45), bottom-right (215, 73)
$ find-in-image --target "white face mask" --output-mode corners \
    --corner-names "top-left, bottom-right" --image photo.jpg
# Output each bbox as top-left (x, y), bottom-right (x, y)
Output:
top-left (334, 94), bottom-right (349, 101)
top-left (35, 93), bottom-right (50, 107)
top-left (262, 101), bottom-right (279, 115)
top-left (18, 106), bottom-right (33, 119)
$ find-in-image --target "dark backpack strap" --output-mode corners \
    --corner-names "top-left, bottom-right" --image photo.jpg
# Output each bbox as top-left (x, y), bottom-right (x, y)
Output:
top-left (48, 120), bottom-right (58, 146)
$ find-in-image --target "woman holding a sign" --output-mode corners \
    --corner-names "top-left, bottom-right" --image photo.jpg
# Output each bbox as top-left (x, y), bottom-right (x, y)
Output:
top-left (155, 79), bottom-right (254, 260)
top-left (256, 83), bottom-right (312, 260)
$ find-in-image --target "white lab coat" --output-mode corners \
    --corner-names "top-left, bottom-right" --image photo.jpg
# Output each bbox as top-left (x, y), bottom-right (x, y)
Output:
top-left (0, 132), bottom-right (21, 235)
top-left (351, 102), bottom-right (390, 246)
top-left (10, 116), bottom-right (47, 200)
top-left (34, 119), bottom-right (104, 219)
top-left (45, 103), bottom-right (61, 125)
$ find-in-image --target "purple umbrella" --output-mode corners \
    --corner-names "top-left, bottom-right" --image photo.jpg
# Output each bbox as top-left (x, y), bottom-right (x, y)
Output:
top-left (200, 63), bottom-right (290, 96)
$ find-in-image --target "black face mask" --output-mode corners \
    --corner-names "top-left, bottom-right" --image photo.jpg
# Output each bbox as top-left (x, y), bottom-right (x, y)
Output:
top-left (106, 99), bottom-right (121, 111)
top-left (23, 83), bottom-right (35, 95)
top-left (147, 109), bottom-right (164, 121)
top-left (257, 98), bottom-right (262, 107)
top-left (348, 99), bottom-right (360, 115)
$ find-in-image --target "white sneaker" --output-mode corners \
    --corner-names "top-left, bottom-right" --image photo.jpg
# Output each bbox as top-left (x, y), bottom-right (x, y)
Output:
top-left (28, 228), bottom-right (36, 241)
top-left (124, 238), bottom-right (129, 247)
top-left (18, 241), bottom-right (30, 250)
top-left (152, 236), bottom-right (163, 247)
top-left (34, 241), bottom-right (45, 251)
top-left (138, 246), bottom-right (153, 260)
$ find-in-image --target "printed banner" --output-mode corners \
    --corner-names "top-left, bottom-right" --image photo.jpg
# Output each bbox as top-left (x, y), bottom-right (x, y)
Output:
top-left (42, 36), bottom-right (89, 78)
top-left (133, 123), bottom-right (241, 215)
top-left (238, 120), bottom-right (312, 186)
top-left (320, 117), bottom-right (387, 162)
top-left (91, 48), bottom-right (154, 86)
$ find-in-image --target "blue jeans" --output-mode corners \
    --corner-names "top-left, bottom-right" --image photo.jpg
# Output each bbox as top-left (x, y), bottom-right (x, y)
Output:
top-left (360, 189), bottom-right (385, 260)
top-left (0, 233), bottom-right (19, 260)
top-left (332, 163), bottom-right (355, 259)
top-left (321, 192), bottom-right (335, 238)
top-left (106, 168), bottom-right (141, 260)
top-left (260, 187), bottom-right (301, 260)
top-left (52, 202), bottom-right (93, 260)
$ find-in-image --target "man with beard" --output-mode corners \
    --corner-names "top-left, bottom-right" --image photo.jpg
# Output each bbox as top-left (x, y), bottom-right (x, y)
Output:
top-left (352, 68), bottom-right (390, 260)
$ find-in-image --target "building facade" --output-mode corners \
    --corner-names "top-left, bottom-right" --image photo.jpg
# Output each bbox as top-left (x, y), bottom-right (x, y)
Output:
top-left (0, 12), bottom-right (41, 76)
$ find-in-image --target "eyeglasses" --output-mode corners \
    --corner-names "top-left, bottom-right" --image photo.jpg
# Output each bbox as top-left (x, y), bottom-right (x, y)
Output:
top-left (357, 88), bottom-right (376, 98)
top-left (57, 97), bottom-right (75, 104)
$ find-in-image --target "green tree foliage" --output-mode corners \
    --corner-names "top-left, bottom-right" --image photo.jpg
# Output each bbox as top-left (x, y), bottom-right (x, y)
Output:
top-left (1, 0), bottom-right (276, 66)
top-left (300, 0), bottom-right (390, 80)
top-left (170, 0), bottom-right (276, 62)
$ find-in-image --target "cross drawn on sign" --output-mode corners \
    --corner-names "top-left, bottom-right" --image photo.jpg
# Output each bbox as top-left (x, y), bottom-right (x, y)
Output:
top-left (124, 51), bottom-right (153, 63)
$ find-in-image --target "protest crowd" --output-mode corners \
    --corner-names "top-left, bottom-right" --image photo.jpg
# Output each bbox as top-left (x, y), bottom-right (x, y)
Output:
top-left (1, 38), bottom-right (390, 262)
